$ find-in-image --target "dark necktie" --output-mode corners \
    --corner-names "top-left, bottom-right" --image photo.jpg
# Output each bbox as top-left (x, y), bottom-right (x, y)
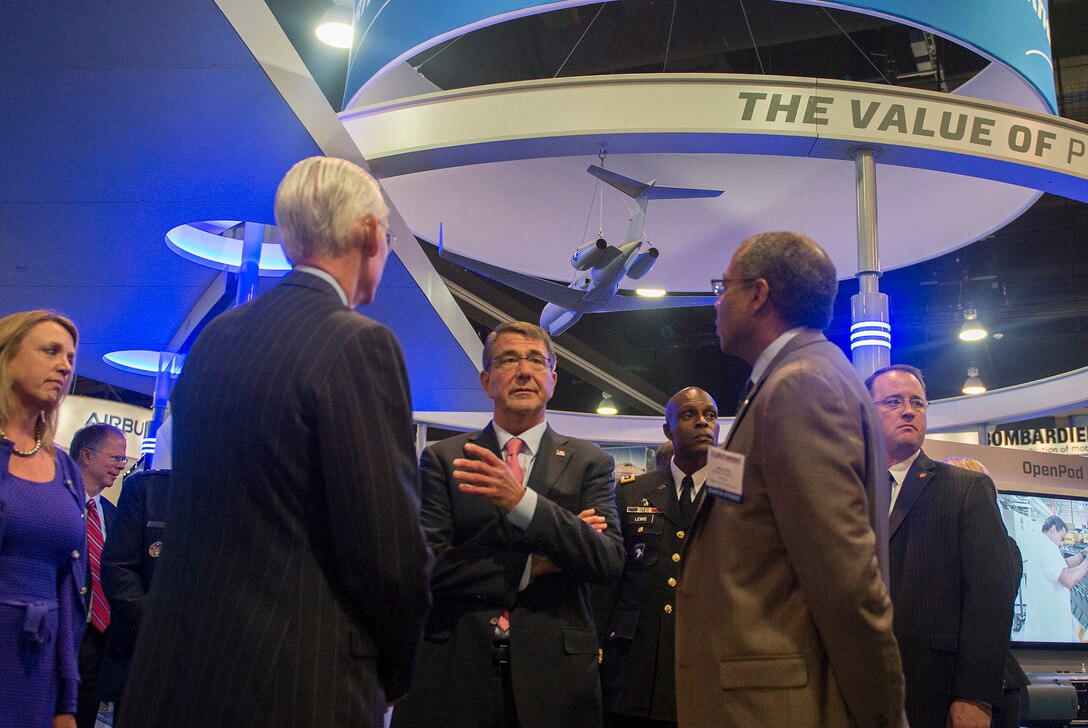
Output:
top-left (888, 471), bottom-right (899, 514)
top-left (737, 379), bottom-right (754, 413)
top-left (86, 499), bottom-right (110, 632)
top-left (679, 475), bottom-right (696, 527)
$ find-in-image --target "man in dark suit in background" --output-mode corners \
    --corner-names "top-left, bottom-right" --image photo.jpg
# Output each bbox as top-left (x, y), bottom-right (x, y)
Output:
top-left (392, 321), bottom-right (625, 728)
top-left (118, 157), bottom-right (433, 728)
top-left (676, 231), bottom-right (904, 728)
top-left (99, 468), bottom-right (170, 723)
top-left (867, 364), bottom-right (1017, 728)
top-left (70, 423), bottom-right (127, 728)
top-left (600, 387), bottom-right (719, 727)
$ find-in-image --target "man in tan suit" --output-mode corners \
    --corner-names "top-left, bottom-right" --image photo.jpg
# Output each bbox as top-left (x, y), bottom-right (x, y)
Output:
top-left (675, 231), bottom-right (904, 728)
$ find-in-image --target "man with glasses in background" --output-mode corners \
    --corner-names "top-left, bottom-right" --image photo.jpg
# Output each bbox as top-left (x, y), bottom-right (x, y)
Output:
top-left (866, 364), bottom-right (1017, 728)
top-left (392, 321), bottom-right (624, 728)
top-left (69, 423), bottom-right (129, 728)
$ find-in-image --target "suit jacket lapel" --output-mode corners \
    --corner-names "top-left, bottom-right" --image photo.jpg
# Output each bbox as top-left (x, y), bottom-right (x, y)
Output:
top-left (890, 450), bottom-right (935, 537)
top-left (524, 426), bottom-right (572, 502)
top-left (645, 470), bottom-right (683, 528)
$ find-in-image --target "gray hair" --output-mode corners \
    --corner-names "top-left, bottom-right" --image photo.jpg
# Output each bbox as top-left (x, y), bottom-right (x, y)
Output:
top-left (481, 321), bottom-right (556, 370)
top-left (274, 157), bottom-right (386, 262)
top-left (732, 231), bottom-right (837, 330)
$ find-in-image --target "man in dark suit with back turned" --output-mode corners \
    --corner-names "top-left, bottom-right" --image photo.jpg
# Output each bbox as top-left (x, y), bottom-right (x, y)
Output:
top-left (600, 386), bottom-right (719, 727)
top-left (391, 320), bottom-right (625, 728)
top-left (866, 364), bottom-right (1017, 728)
top-left (118, 156), bottom-right (433, 728)
top-left (675, 231), bottom-right (904, 728)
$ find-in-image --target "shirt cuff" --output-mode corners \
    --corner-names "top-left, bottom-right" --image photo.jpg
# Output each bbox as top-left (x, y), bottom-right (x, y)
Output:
top-left (518, 556), bottom-right (533, 591)
top-left (507, 487), bottom-right (538, 531)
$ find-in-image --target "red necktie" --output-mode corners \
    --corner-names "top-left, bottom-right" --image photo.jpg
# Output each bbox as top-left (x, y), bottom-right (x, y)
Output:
top-left (498, 438), bottom-right (527, 634)
top-left (86, 499), bottom-right (111, 632)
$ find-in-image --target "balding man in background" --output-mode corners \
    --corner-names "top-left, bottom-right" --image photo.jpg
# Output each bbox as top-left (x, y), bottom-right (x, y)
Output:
top-left (600, 387), bottom-right (720, 727)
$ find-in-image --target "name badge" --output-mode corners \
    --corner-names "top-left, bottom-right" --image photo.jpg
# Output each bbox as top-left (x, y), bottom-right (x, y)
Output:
top-left (705, 449), bottom-right (746, 502)
top-left (631, 514), bottom-right (655, 524)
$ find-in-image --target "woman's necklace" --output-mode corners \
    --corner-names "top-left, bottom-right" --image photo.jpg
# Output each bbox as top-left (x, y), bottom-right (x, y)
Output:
top-left (0, 412), bottom-right (45, 458)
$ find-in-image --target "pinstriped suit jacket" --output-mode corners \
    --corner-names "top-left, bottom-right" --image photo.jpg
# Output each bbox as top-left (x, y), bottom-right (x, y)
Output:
top-left (118, 271), bottom-right (433, 728)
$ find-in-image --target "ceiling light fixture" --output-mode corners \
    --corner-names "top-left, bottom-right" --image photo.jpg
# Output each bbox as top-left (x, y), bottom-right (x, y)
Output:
top-left (316, 3), bottom-right (353, 49)
top-left (962, 367), bottom-right (987, 395)
top-left (958, 308), bottom-right (988, 342)
top-left (596, 392), bottom-right (618, 416)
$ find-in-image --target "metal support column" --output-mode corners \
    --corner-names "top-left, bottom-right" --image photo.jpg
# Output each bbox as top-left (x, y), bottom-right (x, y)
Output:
top-left (235, 222), bottom-right (264, 306)
top-left (144, 351), bottom-right (183, 468)
top-left (850, 147), bottom-right (891, 380)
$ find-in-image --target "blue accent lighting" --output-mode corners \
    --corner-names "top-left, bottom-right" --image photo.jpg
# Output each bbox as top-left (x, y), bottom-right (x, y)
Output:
top-left (103, 350), bottom-right (186, 377)
top-left (165, 221), bottom-right (292, 275)
top-left (850, 321), bottom-right (892, 351)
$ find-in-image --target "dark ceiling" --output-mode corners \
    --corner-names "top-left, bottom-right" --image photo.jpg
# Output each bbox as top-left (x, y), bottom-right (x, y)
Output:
top-left (91, 0), bottom-right (1087, 418)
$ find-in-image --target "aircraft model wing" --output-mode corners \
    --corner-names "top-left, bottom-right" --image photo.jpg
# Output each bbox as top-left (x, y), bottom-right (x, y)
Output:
top-left (596, 293), bottom-right (720, 312)
top-left (438, 243), bottom-right (589, 309)
top-left (587, 165), bottom-right (723, 200)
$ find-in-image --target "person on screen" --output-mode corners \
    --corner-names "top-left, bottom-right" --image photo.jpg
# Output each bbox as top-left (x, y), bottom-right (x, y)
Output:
top-left (1021, 516), bottom-right (1088, 643)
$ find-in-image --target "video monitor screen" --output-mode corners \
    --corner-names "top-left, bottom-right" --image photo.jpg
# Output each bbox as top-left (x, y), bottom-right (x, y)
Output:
top-left (999, 491), bottom-right (1088, 646)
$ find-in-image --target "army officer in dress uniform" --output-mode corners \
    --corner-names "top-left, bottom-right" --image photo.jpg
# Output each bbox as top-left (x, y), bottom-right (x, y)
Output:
top-left (599, 387), bottom-right (720, 728)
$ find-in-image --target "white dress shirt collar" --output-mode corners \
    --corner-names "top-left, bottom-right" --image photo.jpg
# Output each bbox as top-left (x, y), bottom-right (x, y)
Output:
top-left (294, 265), bottom-right (349, 307)
top-left (748, 326), bottom-right (806, 388)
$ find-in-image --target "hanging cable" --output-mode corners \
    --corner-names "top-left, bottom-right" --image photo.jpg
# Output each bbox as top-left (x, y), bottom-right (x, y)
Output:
top-left (737, 0), bottom-right (765, 74)
top-left (821, 8), bottom-right (892, 84)
top-left (554, 2), bottom-right (608, 78)
top-left (413, 36), bottom-right (462, 72)
top-left (663, 0), bottom-right (679, 72)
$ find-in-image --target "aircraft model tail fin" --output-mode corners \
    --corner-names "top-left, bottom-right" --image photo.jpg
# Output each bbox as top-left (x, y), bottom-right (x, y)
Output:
top-left (587, 165), bottom-right (722, 201)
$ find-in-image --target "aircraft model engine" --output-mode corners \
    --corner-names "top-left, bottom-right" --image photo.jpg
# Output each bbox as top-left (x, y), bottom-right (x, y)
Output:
top-left (626, 247), bottom-right (659, 280)
top-left (540, 303), bottom-right (583, 336)
top-left (570, 238), bottom-right (609, 271)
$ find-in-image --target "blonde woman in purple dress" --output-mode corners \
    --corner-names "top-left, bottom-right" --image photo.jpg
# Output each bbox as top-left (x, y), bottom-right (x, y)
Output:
top-left (0, 310), bottom-right (86, 728)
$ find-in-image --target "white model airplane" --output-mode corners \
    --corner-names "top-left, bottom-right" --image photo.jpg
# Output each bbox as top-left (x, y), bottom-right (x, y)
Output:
top-left (438, 165), bottom-right (723, 336)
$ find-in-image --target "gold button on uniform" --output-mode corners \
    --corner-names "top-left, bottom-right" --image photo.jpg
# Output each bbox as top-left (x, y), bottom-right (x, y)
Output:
top-left (489, 617), bottom-right (499, 626)
top-left (637, 526), bottom-right (645, 534)
top-left (671, 553), bottom-right (681, 563)
top-left (664, 604), bottom-right (673, 614)
top-left (676, 530), bottom-right (685, 539)
top-left (667, 577), bottom-right (677, 587)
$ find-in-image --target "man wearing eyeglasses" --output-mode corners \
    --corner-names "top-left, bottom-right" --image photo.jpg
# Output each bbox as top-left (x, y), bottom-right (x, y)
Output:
top-left (866, 364), bottom-right (1016, 728)
top-left (392, 321), bottom-right (624, 728)
top-left (69, 423), bottom-right (129, 728)
top-left (676, 231), bottom-right (904, 728)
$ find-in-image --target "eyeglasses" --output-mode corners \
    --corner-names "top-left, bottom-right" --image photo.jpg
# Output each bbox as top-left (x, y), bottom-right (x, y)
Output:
top-left (377, 219), bottom-right (396, 250)
top-left (88, 448), bottom-right (133, 466)
top-left (711, 277), bottom-right (757, 295)
top-left (488, 354), bottom-right (554, 373)
top-left (873, 396), bottom-right (928, 413)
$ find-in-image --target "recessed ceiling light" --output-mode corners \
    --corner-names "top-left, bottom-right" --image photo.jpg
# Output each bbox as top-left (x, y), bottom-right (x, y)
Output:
top-left (316, 6), bottom-right (352, 49)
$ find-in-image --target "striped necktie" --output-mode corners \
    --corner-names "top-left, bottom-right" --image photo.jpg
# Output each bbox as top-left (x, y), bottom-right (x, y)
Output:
top-left (86, 499), bottom-right (110, 632)
top-left (497, 438), bottom-right (527, 636)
